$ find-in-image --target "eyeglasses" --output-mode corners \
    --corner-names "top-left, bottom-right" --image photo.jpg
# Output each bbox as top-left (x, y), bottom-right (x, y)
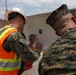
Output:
top-left (8, 12), bottom-right (26, 24)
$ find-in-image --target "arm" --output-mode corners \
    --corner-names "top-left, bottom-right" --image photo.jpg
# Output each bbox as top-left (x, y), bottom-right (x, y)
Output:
top-left (3, 31), bottom-right (42, 62)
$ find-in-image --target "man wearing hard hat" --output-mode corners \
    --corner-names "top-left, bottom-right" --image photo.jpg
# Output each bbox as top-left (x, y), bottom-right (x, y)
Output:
top-left (0, 7), bottom-right (42, 75)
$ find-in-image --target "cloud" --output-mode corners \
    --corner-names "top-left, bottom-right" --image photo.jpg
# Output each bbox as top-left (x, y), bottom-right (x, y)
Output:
top-left (19, 0), bottom-right (76, 7)
top-left (1, 0), bottom-right (76, 8)
top-left (23, 0), bottom-right (76, 15)
top-left (27, 8), bottom-right (47, 15)
top-left (0, 0), bottom-right (76, 19)
top-left (4, 0), bottom-right (76, 9)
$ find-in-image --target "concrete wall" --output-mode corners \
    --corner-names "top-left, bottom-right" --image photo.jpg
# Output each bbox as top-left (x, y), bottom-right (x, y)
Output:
top-left (23, 8), bottom-right (76, 49)
top-left (23, 13), bottom-right (59, 49)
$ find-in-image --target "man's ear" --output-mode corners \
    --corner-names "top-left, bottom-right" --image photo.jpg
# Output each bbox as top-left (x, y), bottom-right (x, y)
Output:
top-left (71, 16), bottom-right (76, 24)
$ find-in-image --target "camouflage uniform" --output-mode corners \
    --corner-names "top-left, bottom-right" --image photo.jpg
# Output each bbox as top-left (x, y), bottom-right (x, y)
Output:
top-left (3, 30), bottom-right (40, 75)
top-left (3, 31), bottom-right (40, 61)
top-left (39, 28), bottom-right (76, 75)
top-left (38, 4), bottom-right (76, 75)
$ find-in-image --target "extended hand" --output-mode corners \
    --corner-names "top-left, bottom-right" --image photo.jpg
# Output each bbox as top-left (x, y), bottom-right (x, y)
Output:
top-left (36, 43), bottom-right (43, 50)
top-left (29, 34), bottom-right (36, 47)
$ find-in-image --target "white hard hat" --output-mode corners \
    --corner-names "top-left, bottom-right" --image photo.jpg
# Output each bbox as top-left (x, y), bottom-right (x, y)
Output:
top-left (4, 7), bottom-right (27, 23)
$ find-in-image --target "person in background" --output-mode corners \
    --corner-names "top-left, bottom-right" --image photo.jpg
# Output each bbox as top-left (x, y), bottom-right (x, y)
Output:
top-left (25, 34), bottom-right (42, 70)
top-left (29, 34), bottom-right (42, 51)
top-left (29, 34), bottom-right (36, 50)
top-left (0, 7), bottom-right (42, 75)
top-left (38, 4), bottom-right (76, 75)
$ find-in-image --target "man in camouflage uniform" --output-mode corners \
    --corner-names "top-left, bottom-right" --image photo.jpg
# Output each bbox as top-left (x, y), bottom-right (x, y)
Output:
top-left (38, 4), bottom-right (76, 75)
top-left (0, 7), bottom-right (42, 75)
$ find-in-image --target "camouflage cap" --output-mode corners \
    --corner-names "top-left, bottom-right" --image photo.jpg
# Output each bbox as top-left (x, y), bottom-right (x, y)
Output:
top-left (46, 4), bottom-right (70, 27)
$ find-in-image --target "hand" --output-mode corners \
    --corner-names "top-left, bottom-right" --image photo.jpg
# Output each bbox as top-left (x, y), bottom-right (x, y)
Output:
top-left (36, 43), bottom-right (43, 50)
top-left (29, 34), bottom-right (36, 43)
top-left (29, 34), bottom-right (36, 47)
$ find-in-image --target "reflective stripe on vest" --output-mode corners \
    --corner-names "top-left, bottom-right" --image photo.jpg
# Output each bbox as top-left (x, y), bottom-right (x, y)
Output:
top-left (0, 25), bottom-right (21, 72)
top-left (0, 54), bottom-right (21, 71)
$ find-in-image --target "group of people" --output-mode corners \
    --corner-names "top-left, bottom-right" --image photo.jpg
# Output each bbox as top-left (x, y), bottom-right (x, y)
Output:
top-left (0, 3), bottom-right (76, 75)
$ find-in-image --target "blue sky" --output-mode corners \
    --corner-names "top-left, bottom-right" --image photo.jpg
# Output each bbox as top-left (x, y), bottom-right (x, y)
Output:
top-left (0, 0), bottom-right (76, 19)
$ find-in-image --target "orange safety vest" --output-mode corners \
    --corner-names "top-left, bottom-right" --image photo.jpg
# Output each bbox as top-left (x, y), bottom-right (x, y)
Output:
top-left (25, 46), bottom-right (35, 70)
top-left (0, 25), bottom-right (21, 75)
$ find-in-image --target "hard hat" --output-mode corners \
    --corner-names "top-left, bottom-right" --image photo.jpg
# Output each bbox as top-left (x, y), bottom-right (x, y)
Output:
top-left (4, 7), bottom-right (27, 23)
